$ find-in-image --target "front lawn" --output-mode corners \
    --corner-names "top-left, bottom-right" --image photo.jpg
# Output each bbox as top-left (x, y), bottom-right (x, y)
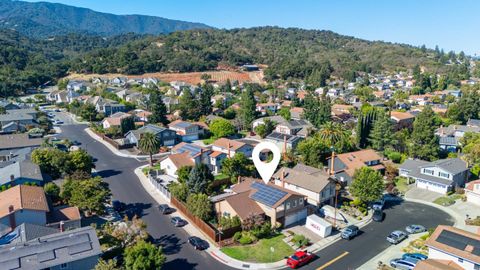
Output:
top-left (221, 234), bottom-right (293, 263)
top-left (433, 194), bottom-right (463, 206)
top-left (394, 177), bottom-right (410, 194)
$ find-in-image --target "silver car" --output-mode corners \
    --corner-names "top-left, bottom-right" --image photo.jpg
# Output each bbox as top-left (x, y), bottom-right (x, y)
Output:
top-left (405, 224), bottom-right (426, 234)
top-left (390, 258), bottom-right (418, 269)
top-left (387, 230), bottom-right (408, 244)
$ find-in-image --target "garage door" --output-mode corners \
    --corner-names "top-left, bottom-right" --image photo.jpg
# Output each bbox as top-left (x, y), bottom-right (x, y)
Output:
top-left (285, 209), bottom-right (308, 227)
top-left (416, 180), bottom-right (447, 194)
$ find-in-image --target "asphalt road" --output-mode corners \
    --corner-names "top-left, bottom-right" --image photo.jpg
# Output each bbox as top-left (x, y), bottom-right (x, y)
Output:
top-left (55, 112), bottom-right (454, 270)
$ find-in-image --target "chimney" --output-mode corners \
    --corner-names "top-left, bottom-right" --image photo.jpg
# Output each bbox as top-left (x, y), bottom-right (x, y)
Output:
top-left (465, 244), bottom-right (474, 253)
top-left (59, 221), bottom-right (65, 232)
top-left (8, 205), bottom-right (16, 230)
top-left (237, 176), bottom-right (241, 184)
top-left (330, 151), bottom-right (335, 176)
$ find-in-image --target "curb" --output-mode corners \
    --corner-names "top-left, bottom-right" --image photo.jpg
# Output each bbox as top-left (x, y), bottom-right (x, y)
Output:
top-left (403, 197), bottom-right (462, 228)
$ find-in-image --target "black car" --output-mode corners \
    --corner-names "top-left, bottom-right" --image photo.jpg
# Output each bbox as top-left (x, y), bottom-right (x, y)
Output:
top-left (372, 209), bottom-right (384, 222)
top-left (171, 216), bottom-right (187, 227)
top-left (188, 236), bottom-right (209, 250)
top-left (341, 225), bottom-right (360, 240)
top-left (158, 204), bottom-right (175, 214)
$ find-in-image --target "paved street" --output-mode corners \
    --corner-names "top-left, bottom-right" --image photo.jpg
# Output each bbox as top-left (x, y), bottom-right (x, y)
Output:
top-left (56, 113), bottom-right (454, 270)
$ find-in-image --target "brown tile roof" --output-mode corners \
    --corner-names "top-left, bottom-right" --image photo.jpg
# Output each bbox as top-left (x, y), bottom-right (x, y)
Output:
top-left (390, 111), bottom-right (415, 121)
top-left (425, 225), bottom-right (480, 265)
top-left (213, 138), bottom-right (246, 151)
top-left (167, 152), bottom-right (195, 169)
top-left (0, 134), bottom-right (43, 150)
top-left (209, 151), bottom-right (225, 158)
top-left (102, 112), bottom-right (131, 126)
top-left (414, 259), bottom-right (463, 270)
top-left (0, 185), bottom-right (49, 219)
top-left (296, 90), bottom-right (307, 100)
top-left (290, 107), bottom-right (304, 113)
top-left (48, 206), bottom-right (81, 223)
top-left (466, 179), bottom-right (480, 192)
top-left (135, 110), bottom-right (152, 118)
top-left (273, 167), bottom-right (332, 193)
top-left (332, 104), bottom-right (354, 112)
top-left (225, 192), bottom-right (264, 220)
top-left (335, 149), bottom-right (384, 177)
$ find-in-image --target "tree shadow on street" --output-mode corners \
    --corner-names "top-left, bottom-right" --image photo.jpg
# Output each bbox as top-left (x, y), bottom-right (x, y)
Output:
top-left (153, 233), bottom-right (185, 255)
top-left (96, 169), bottom-right (122, 178)
top-left (162, 258), bottom-right (198, 270)
top-left (122, 202), bottom-right (152, 219)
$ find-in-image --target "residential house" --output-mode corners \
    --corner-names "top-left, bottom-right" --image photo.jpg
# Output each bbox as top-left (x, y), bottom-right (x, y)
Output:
top-left (0, 157), bottom-right (44, 187)
top-left (212, 138), bottom-right (254, 158)
top-left (0, 225), bottom-right (101, 270)
top-left (252, 116), bottom-right (286, 130)
top-left (124, 124), bottom-right (177, 147)
top-left (86, 96), bottom-right (125, 116)
top-left (465, 180), bottom-right (480, 206)
top-left (265, 132), bottom-right (303, 153)
top-left (168, 120), bottom-right (201, 142)
top-left (327, 149), bottom-right (385, 185)
top-left (274, 119), bottom-right (313, 138)
top-left (272, 164), bottom-right (335, 207)
top-left (467, 119), bottom-right (480, 128)
top-left (414, 225), bottom-right (480, 270)
top-left (213, 178), bottom-right (308, 227)
top-left (0, 101), bottom-right (20, 110)
top-left (399, 158), bottom-right (469, 194)
top-left (290, 107), bottom-right (304, 120)
top-left (67, 80), bottom-right (87, 92)
top-left (0, 109), bottom-right (38, 133)
top-left (256, 103), bottom-right (280, 115)
top-left (390, 111), bottom-right (415, 130)
top-left (101, 112), bottom-right (132, 130)
top-left (131, 109), bottom-right (152, 123)
top-left (208, 151), bottom-right (227, 175)
top-left (162, 97), bottom-right (179, 113)
top-left (47, 89), bottom-right (80, 104)
top-left (436, 124), bottom-right (480, 152)
top-left (0, 134), bottom-right (42, 151)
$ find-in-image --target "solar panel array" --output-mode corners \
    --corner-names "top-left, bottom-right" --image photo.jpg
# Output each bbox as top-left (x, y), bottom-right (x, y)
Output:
top-left (250, 182), bottom-right (287, 207)
top-left (437, 230), bottom-right (480, 256)
top-left (178, 144), bottom-right (202, 157)
top-left (289, 119), bottom-right (308, 127)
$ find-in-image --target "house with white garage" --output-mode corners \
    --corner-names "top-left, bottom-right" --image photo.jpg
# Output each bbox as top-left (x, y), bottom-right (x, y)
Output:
top-left (465, 180), bottom-right (480, 206)
top-left (414, 225), bottom-right (480, 270)
top-left (399, 158), bottom-right (469, 194)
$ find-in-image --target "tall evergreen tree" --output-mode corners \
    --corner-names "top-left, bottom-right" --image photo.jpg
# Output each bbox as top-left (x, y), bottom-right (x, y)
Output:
top-left (148, 91), bottom-right (168, 125)
top-left (369, 111), bottom-right (395, 151)
top-left (178, 89), bottom-right (201, 120)
top-left (409, 106), bottom-right (439, 161)
top-left (186, 164), bottom-right (213, 194)
top-left (355, 106), bottom-right (379, 148)
top-left (199, 84), bottom-right (214, 116)
top-left (238, 86), bottom-right (256, 130)
top-left (304, 92), bottom-right (331, 128)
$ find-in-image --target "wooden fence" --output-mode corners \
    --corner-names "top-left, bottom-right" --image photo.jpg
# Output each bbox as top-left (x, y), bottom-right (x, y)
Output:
top-left (91, 130), bottom-right (134, 150)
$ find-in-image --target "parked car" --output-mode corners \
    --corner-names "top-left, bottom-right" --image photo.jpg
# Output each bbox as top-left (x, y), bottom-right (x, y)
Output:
top-left (188, 236), bottom-right (208, 250)
top-left (103, 207), bottom-right (122, 222)
top-left (405, 224), bottom-right (426, 234)
top-left (390, 258), bottom-right (418, 269)
top-left (402, 253), bottom-right (427, 261)
top-left (53, 119), bottom-right (63, 125)
top-left (158, 204), bottom-right (175, 214)
top-left (55, 109), bottom-right (61, 112)
top-left (286, 250), bottom-right (315, 269)
top-left (372, 198), bottom-right (385, 210)
top-left (341, 225), bottom-right (360, 240)
top-left (372, 209), bottom-right (384, 222)
top-left (171, 217), bottom-right (187, 227)
top-left (387, 230), bottom-right (408, 245)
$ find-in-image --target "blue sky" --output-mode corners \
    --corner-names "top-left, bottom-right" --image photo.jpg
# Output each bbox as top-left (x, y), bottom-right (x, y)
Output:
top-left (26, 0), bottom-right (480, 55)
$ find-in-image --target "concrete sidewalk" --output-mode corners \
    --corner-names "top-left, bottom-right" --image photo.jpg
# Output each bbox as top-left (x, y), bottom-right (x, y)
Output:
top-left (85, 128), bottom-right (169, 160)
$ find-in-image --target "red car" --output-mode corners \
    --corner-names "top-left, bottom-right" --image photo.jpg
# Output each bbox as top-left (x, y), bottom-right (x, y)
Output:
top-left (286, 250), bottom-right (315, 269)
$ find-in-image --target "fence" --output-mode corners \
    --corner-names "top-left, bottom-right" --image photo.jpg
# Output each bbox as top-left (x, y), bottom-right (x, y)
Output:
top-left (91, 130), bottom-right (134, 150)
top-left (148, 175), bottom-right (171, 203)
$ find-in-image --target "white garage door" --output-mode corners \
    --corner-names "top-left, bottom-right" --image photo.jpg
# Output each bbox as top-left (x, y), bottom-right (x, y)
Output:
top-left (416, 180), bottom-right (447, 194)
top-left (285, 209), bottom-right (308, 227)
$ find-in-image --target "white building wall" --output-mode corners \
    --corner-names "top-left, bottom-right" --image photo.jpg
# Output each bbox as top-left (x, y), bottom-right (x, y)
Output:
top-left (160, 159), bottom-right (178, 178)
top-left (428, 247), bottom-right (478, 270)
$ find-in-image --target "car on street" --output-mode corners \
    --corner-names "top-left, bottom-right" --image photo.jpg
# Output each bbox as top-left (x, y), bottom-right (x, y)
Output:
top-left (405, 224), bottom-right (426, 234)
top-left (286, 250), bottom-right (315, 269)
top-left (188, 236), bottom-right (209, 250)
top-left (341, 225), bottom-right (360, 240)
top-left (53, 119), bottom-right (63, 125)
top-left (387, 230), bottom-right (408, 245)
top-left (372, 198), bottom-right (385, 210)
top-left (171, 216), bottom-right (187, 227)
top-left (372, 209), bottom-right (384, 222)
top-left (55, 109), bottom-right (61, 112)
top-left (390, 258), bottom-right (418, 269)
top-left (402, 253), bottom-right (427, 261)
top-left (47, 113), bottom-right (54, 118)
top-left (158, 204), bottom-right (175, 214)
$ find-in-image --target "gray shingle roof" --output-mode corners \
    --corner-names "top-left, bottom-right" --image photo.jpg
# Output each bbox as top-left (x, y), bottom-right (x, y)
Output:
top-left (426, 158), bottom-right (468, 175)
top-left (0, 226), bottom-right (101, 270)
top-left (0, 158), bottom-right (43, 186)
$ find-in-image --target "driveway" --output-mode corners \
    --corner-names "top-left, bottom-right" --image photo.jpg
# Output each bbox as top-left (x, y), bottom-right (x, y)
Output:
top-left (405, 187), bottom-right (444, 202)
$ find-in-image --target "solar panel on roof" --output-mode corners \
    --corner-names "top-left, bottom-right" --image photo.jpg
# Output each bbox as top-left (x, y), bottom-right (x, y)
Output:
top-left (179, 144), bottom-right (202, 157)
top-left (250, 182), bottom-right (287, 207)
top-left (436, 230), bottom-right (480, 255)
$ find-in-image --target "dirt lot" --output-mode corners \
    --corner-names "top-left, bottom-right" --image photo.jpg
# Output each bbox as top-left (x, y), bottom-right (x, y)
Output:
top-left (66, 70), bottom-right (264, 85)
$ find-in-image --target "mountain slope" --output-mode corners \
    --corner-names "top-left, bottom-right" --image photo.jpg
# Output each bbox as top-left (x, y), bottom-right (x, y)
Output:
top-left (0, 0), bottom-right (212, 37)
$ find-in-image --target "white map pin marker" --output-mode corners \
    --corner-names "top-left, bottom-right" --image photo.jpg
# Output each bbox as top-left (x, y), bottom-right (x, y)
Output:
top-left (252, 141), bottom-right (281, 184)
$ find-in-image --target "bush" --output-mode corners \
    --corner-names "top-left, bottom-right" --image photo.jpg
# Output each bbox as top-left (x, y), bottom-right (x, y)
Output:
top-left (239, 235), bottom-right (253, 245)
top-left (233, 231), bottom-right (242, 242)
top-left (387, 151), bottom-right (403, 163)
top-left (292, 234), bottom-right (309, 247)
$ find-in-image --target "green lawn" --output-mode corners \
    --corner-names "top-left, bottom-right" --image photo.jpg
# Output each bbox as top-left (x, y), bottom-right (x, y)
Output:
top-left (220, 234), bottom-right (293, 263)
top-left (433, 194), bottom-right (464, 206)
top-left (394, 177), bottom-right (410, 194)
top-left (202, 137), bottom-right (216, 145)
top-left (214, 173), bottom-right (229, 181)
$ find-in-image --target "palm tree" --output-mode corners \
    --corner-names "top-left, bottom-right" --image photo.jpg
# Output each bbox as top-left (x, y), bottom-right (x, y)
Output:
top-left (138, 132), bottom-right (160, 167)
top-left (317, 122), bottom-right (348, 147)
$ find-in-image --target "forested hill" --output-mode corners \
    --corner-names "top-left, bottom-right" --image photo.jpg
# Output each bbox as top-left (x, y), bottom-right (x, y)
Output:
top-left (70, 27), bottom-right (452, 81)
top-left (0, 0), bottom-right (212, 37)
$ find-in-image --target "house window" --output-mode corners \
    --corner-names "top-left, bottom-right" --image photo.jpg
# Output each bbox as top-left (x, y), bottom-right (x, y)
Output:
top-left (60, 263), bottom-right (68, 269)
top-left (423, 169), bottom-right (434, 175)
top-left (292, 200), bottom-right (297, 208)
top-left (286, 202), bottom-right (291, 210)
top-left (299, 198), bottom-right (304, 205)
top-left (458, 258), bottom-right (463, 263)
top-left (438, 172), bottom-right (450, 179)
top-left (474, 264), bottom-right (480, 270)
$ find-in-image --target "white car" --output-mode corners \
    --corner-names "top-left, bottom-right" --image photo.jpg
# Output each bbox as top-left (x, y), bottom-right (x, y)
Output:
top-left (387, 230), bottom-right (408, 245)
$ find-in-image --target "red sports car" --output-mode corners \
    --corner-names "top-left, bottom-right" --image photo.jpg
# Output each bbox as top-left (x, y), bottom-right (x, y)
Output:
top-left (286, 250), bottom-right (315, 269)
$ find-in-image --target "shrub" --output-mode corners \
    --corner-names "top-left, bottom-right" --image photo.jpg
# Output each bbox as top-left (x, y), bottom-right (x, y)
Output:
top-left (387, 151), bottom-right (402, 163)
top-left (233, 231), bottom-right (242, 242)
top-left (292, 234), bottom-right (309, 247)
top-left (239, 235), bottom-right (253, 245)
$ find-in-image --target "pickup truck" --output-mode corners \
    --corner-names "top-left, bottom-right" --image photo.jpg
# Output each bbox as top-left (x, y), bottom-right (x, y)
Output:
top-left (286, 250), bottom-right (315, 269)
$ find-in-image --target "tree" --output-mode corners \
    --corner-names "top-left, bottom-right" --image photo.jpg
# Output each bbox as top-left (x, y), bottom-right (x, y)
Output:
top-left (355, 105), bottom-right (379, 148)
top-left (79, 103), bottom-right (98, 121)
top-left (95, 259), bottom-right (118, 270)
top-left (63, 177), bottom-right (110, 215)
top-left (199, 84), bottom-right (214, 116)
top-left (296, 136), bottom-right (329, 168)
top-left (68, 149), bottom-right (94, 174)
top-left (44, 182), bottom-right (60, 202)
top-left (254, 119), bottom-right (275, 138)
top-left (350, 167), bottom-right (384, 203)
top-left (304, 92), bottom-right (331, 128)
top-left (278, 107), bottom-right (291, 120)
top-left (177, 166), bottom-right (193, 183)
top-left (318, 122), bottom-right (348, 147)
top-left (241, 213), bottom-right (265, 231)
top-left (186, 193), bottom-right (212, 220)
top-left (238, 86), bottom-right (256, 130)
top-left (120, 116), bottom-right (135, 135)
top-left (221, 153), bottom-right (254, 181)
top-left (186, 164), bottom-right (213, 194)
top-left (209, 118), bottom-right (235, 138)
top-left (461, 132), bottom-right (480, 165)
top-left (179, 89), bottom-right (201, 120)
top-left (138, 132), bottom-right (160, 166)
top-left (409, 106), bottom-right (439, 161)
top-left (169, 182), bottom-right (189, 202)
top-left (124, 240), bottom-right (166, 270)
top-left (148, 91), bottom-right (168, 125)
top-left (369, 111), bottom-right (395, 151)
